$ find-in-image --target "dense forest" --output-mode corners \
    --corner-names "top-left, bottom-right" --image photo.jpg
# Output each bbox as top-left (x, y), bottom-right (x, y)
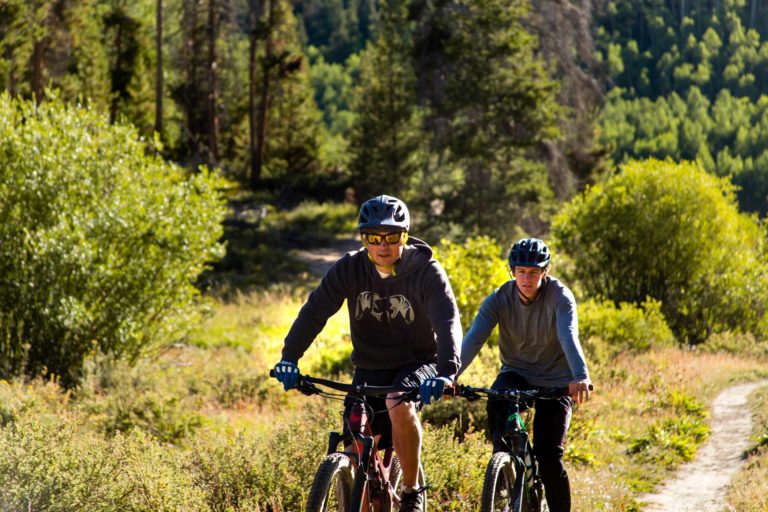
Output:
top-left (596, 0), bottom-right (768, 216)
top-left (3, 0), bottom-right (766, 228)
top-left (3, 0), bottom-right (768, 350)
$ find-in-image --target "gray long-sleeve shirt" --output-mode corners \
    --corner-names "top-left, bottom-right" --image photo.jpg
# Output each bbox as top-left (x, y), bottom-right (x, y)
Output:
top-left (460, 276), bottom-right (589, 387)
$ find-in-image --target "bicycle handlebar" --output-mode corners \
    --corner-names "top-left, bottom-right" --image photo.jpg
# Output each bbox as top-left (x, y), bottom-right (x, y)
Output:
top-left (269, 370), bottom-right (419, 398)
top-left (269, 369), bottom-right (593, 402)
top-left (452, 383), bottom-right (594, 402)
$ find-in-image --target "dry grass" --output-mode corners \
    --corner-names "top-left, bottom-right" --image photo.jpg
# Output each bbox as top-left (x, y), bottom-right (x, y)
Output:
top-left (4, 290), bottom-right (768, 511)
top-left (185, 289), bottom-right (352, 375)
top-left (570, 348), bottom-right (768, 511)
top-left (726, 386), bottom-right (768, 511)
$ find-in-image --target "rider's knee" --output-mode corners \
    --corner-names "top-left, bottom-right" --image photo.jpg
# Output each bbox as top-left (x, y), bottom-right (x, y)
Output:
top-left (387, 398), bottom-right (418, 423)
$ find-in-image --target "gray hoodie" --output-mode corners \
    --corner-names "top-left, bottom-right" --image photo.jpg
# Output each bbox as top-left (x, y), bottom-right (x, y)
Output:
top-left (282, 237), bottom-right (462, 380)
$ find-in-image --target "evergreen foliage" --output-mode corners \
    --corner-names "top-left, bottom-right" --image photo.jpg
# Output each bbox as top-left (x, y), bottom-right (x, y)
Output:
top-left (306, 46), bottom-right (359, 170)
top-left (596, 1), bottom-right (768, 216)
top-left (347, 0), bottom-right (422, 200)
top-left (294, 0), bottom-right (379, 63)
top-left (257, 2), bottom-right (324, 183)
top-left (0, 94), bottom-right (226, 385)
top-left (552, 158), bottom-right (768, 343)
top-left (416, 0), bottom-right (559, 238)
top-left (595, 1), bottom-right (768, 100)
top-left (0, 0), bottom-right (112, 106)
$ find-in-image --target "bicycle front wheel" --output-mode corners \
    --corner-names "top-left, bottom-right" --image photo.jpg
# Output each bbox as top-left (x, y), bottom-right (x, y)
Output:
top-left (480, 452), bottom-right (516, 512)
top-left (306, 453), bottom-right (356, 512)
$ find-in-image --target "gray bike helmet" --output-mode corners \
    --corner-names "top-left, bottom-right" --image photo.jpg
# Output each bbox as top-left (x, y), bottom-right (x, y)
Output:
top-left (508, 238), bottom-right (551, 268)
top-left (358, 195), bottom-right (410, 231)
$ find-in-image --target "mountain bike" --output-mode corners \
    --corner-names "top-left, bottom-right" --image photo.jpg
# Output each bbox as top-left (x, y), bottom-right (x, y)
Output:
top-left (455, 384), bottom-right (590, 512)
top-left (270, 371), bottom-right (427, 512)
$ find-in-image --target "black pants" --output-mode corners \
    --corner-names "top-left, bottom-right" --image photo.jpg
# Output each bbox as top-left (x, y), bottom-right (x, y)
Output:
top-left (486, 372), bottom-right (573, 512)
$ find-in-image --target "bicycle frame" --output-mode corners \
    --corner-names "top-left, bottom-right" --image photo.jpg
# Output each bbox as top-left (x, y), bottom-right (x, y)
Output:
top-left (500, 395), bottom-right (542, 512)
top-left (289, 373), bottom-right (420, 512)
top-left (326, 400), bottom-right (399, 511)
top-left (456, 385), bottom-right (569, 512)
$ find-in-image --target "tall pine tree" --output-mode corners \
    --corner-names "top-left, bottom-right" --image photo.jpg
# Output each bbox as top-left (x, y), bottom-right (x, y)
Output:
top-left (411, 0), bottom-right (561, 239)
top-left (348, 0), bottom-right (422, 202)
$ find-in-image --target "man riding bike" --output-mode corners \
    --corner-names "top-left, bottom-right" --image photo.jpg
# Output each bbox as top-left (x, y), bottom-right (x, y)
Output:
top-left (459, 237), bottom-right (591, 512)
top-left (272, 195), bottom-right (462, 512)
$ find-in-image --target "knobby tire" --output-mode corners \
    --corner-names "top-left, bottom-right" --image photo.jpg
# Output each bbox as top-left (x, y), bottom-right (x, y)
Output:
top-left (306, 453), bottom-right (355, 512)
top-left (481, 451), bottom-right (549, 512)
top-left (481, 452), bottom-right (516, 512)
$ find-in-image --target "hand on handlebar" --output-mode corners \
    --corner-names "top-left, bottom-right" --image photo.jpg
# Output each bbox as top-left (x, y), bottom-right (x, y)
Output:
top-left (568, 379), bottom-right (592, 404)
top-left (272, 360), bottom-right (301, 391)
top-left (420, 376), bottom-right (453, 405)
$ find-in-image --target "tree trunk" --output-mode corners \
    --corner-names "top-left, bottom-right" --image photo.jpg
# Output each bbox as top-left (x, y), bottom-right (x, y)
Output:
top-left (110, 15), bottom-right (124, 123)
top-left (5, 44), bottom-right (15, 96)
top-left (255, 0), bottom-right (277, 184)
top-left (31, 39), bottom-right (45, 103)
top-left (680, 0), bottom-right (685, 26)
top-left (750, 0), bottom-right (759, 29)
top-left (155, 0), bottom-right (164, 137)
top-left (207, 0), bottom-right (220, 167)
top-left (249, 0), bottom-right (263, 188)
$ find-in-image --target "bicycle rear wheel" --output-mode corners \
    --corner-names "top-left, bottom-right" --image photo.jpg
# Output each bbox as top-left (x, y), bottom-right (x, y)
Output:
top-left (480, 452), bottom-right (516, 512)
top-left (306, 453), bottom-right (355, 512)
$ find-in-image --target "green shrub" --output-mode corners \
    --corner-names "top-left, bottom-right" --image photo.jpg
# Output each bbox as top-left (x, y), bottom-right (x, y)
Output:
top-left (0, 377), bottom-right (72, 427)
top-left (627, 390), bottom-right (708, 469)
top-left (187, 431), bottom-right (270, 511)
top-left (262, 201), bottom-right (358, 247)
top-left (552, 158), bottom-right (768, 343)
top-left (435, 236), bottom-right (509, 334)
top-left (0, 410), bottom-right (208, 511)
top-left (698, 331), bottom-right (768, 359)
top-left (421, 423), bottom-right (490, 509)
top-left (0, 93), bottom-right (226, 385)
top-left (78, 354), bottom-right (205, 443)
top-left (579, 298), bottom-right (675, 362)
top-left (187, 406), bottom-right (334, 511)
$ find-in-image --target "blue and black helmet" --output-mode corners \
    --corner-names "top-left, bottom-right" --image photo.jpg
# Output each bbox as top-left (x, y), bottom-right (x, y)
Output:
top-left (358, 195), bottom-right (410, 231)
top-left (508, 238), bottom-right (551, 268)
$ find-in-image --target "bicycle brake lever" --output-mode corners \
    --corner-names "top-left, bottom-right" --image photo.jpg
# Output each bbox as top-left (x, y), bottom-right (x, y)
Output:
top-left (297, 379), bottom-right (319, 396)
top-left (465, 392), bottom-right (482, 402)
top-left (456, 385), bottom-right (481, 402)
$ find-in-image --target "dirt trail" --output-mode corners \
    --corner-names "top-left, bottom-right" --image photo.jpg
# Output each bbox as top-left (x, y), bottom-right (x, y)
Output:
top-left (292, 236), bottom-right (361, 276)
top-left (640, 380), bottom-right (768, 512)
